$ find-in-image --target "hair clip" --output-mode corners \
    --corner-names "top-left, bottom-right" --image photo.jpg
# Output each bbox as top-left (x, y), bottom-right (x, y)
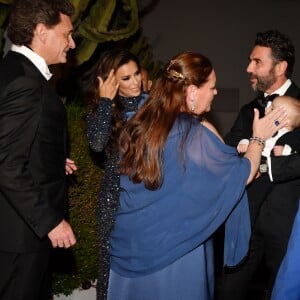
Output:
top-left (168, 69), bottom-right (183, 79)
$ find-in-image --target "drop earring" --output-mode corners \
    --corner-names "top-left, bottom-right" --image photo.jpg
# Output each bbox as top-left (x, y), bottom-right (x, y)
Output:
top-left (191, 98), bottom-right (195, 112)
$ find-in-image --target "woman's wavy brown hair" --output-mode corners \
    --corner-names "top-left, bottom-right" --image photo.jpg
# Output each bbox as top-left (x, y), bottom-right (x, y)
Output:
top-left (119, 51), bottom-right (213, 189)
top-left (85, 48), bottom-right (141, 153)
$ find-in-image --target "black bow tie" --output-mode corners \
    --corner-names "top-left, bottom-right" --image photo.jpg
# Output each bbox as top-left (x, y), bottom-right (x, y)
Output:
top-left (258, 93), bottom-right (279, 107)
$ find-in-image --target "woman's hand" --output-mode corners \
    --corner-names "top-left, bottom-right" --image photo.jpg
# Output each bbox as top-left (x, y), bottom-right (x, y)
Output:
top-left (252, 107), bottom-right (288, 141)
top-left (98, 69), bottom-right (119, 100)
top-left (244, 106), bottom-right (287, 184)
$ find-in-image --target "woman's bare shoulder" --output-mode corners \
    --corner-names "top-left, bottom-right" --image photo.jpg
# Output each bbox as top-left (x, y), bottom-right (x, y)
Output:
top-left (201, 119), bottom-right (224, 142)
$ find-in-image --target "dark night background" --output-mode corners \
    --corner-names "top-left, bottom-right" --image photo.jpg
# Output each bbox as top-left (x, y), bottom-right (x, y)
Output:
top-left (140, 0), bottom-right (300, 136)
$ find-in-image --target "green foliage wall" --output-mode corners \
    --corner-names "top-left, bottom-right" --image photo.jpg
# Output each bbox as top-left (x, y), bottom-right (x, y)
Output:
top-left (52, 102), bottom-right (102, 295)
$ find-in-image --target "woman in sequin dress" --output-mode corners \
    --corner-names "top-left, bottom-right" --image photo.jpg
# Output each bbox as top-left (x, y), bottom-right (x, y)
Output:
top-left (86, 49), bottom-right (148, 300)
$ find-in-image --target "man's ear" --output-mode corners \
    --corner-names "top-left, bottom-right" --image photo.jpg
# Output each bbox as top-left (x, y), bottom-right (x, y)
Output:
top-left (34, 23), bottom-right (48, 44)
top-left (275, 60), bottom-right (288, 76)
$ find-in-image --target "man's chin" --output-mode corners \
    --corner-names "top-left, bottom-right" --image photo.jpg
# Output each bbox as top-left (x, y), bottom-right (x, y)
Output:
top-left (250, 84), bottom-right (258, 92)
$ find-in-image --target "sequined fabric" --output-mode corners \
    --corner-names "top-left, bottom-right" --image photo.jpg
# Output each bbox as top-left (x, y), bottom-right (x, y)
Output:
top-left (86, 94), bottom-right (146, 300)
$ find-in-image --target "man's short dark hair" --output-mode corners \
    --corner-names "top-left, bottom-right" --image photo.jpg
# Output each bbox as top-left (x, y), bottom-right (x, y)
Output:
top-left (7, 0), bottom-right (74, 46)
top-left (255, 29), bottom-right (295, 78)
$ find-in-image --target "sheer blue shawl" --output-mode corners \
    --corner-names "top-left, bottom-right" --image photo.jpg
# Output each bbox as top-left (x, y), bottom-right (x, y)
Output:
top-left (110, 114), bottom-right (251, 277)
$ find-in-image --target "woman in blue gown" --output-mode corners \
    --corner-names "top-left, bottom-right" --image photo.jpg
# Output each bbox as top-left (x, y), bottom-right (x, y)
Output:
top-left (271, 199), bottom-right (300, 300)
top-left (107, 51), bottom-right (287, 300)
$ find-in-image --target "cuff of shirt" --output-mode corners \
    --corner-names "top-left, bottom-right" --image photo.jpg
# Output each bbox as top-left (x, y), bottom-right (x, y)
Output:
top-left (267, 156), bottom-right (273, 182)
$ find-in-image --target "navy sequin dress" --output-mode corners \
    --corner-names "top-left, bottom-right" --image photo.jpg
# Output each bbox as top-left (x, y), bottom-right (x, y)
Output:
top-left (86, 92), bottom-right (148, 300)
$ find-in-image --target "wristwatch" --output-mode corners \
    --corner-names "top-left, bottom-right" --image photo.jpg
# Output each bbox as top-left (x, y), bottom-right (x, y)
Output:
top-left (259, 163), bottom-right (268, 173)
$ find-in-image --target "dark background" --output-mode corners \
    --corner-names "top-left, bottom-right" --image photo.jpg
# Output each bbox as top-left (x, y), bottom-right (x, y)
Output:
top-left (140, 0), bottom-right (300, 136)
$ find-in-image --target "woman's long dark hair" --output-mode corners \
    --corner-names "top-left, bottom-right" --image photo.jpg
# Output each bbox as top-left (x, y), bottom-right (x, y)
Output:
top-left (85, 48), bottom-right (141, 153)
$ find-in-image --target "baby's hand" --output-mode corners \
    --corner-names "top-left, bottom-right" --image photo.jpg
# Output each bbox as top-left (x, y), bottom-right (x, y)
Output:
top-left (273, 145), bottom-right (284, 156)
top-left (237, 143), bottom-right (248, 154)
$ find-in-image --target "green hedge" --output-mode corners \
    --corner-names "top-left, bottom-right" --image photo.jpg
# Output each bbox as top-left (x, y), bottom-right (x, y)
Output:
top-left (52, 102), bottom-right (102, 295)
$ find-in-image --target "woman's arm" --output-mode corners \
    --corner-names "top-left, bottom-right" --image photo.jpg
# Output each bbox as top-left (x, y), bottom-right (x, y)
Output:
top-left (86, 70), bottom-right (119, 152)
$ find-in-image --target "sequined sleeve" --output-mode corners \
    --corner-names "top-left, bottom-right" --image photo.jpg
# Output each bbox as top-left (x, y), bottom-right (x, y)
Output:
top-left (86, 97), bottom-right (113, 152)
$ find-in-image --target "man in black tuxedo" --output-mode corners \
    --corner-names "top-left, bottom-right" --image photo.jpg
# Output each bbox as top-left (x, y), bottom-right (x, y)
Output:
top-left (0, 0), bottom-right (77, 299)
top-left (217, 30), bottom-right (300, 300)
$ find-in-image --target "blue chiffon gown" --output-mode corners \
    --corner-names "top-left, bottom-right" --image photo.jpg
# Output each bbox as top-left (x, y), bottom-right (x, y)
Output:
top-left (271, 199), bottom-right (300, 300)
top-left (108, 241), bottom-right (214, 300)
top-left (108, 114), bottom-right (251, 300)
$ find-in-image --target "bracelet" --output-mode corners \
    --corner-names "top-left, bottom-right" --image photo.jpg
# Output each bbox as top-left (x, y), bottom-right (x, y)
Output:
top-left (249, 136), bottom-right (265, 147)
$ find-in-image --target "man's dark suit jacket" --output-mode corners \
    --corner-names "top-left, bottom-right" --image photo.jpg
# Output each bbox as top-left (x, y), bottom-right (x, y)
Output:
top-left (224, 82), bottom-right (300, 240)
top-left (0, 51), bottom-right (68, 252)
top-left (224, 83), bottom-right (300, 146)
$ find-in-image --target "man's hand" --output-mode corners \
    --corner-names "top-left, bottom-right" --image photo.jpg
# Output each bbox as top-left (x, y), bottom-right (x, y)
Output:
top-left (65, 158), bottom-right (77, 175)
top-left (48, 220), bottom-right (76, 248)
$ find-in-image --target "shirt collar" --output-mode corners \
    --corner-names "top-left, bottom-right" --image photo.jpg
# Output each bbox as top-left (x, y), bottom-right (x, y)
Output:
top-left (11, 44), bottom-right (52, 80)
top-left (264, 79), bottom-right (292, 97)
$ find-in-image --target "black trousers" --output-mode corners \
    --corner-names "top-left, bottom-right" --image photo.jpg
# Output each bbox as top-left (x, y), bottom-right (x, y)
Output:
top-left (216, 211), bottom-right (292, 300)
top-left (0, 249), bottom-right (51, 300)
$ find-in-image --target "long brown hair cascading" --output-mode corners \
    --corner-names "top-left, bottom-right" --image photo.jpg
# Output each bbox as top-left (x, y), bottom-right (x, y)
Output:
top-left (119, 51), bottom-right (213, 190)
top-left (85, 48), bottom-right (141, 154)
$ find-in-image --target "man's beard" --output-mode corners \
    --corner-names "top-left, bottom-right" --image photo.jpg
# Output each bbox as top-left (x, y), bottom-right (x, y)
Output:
top-left (251, 67), bottom-right (276, 92)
